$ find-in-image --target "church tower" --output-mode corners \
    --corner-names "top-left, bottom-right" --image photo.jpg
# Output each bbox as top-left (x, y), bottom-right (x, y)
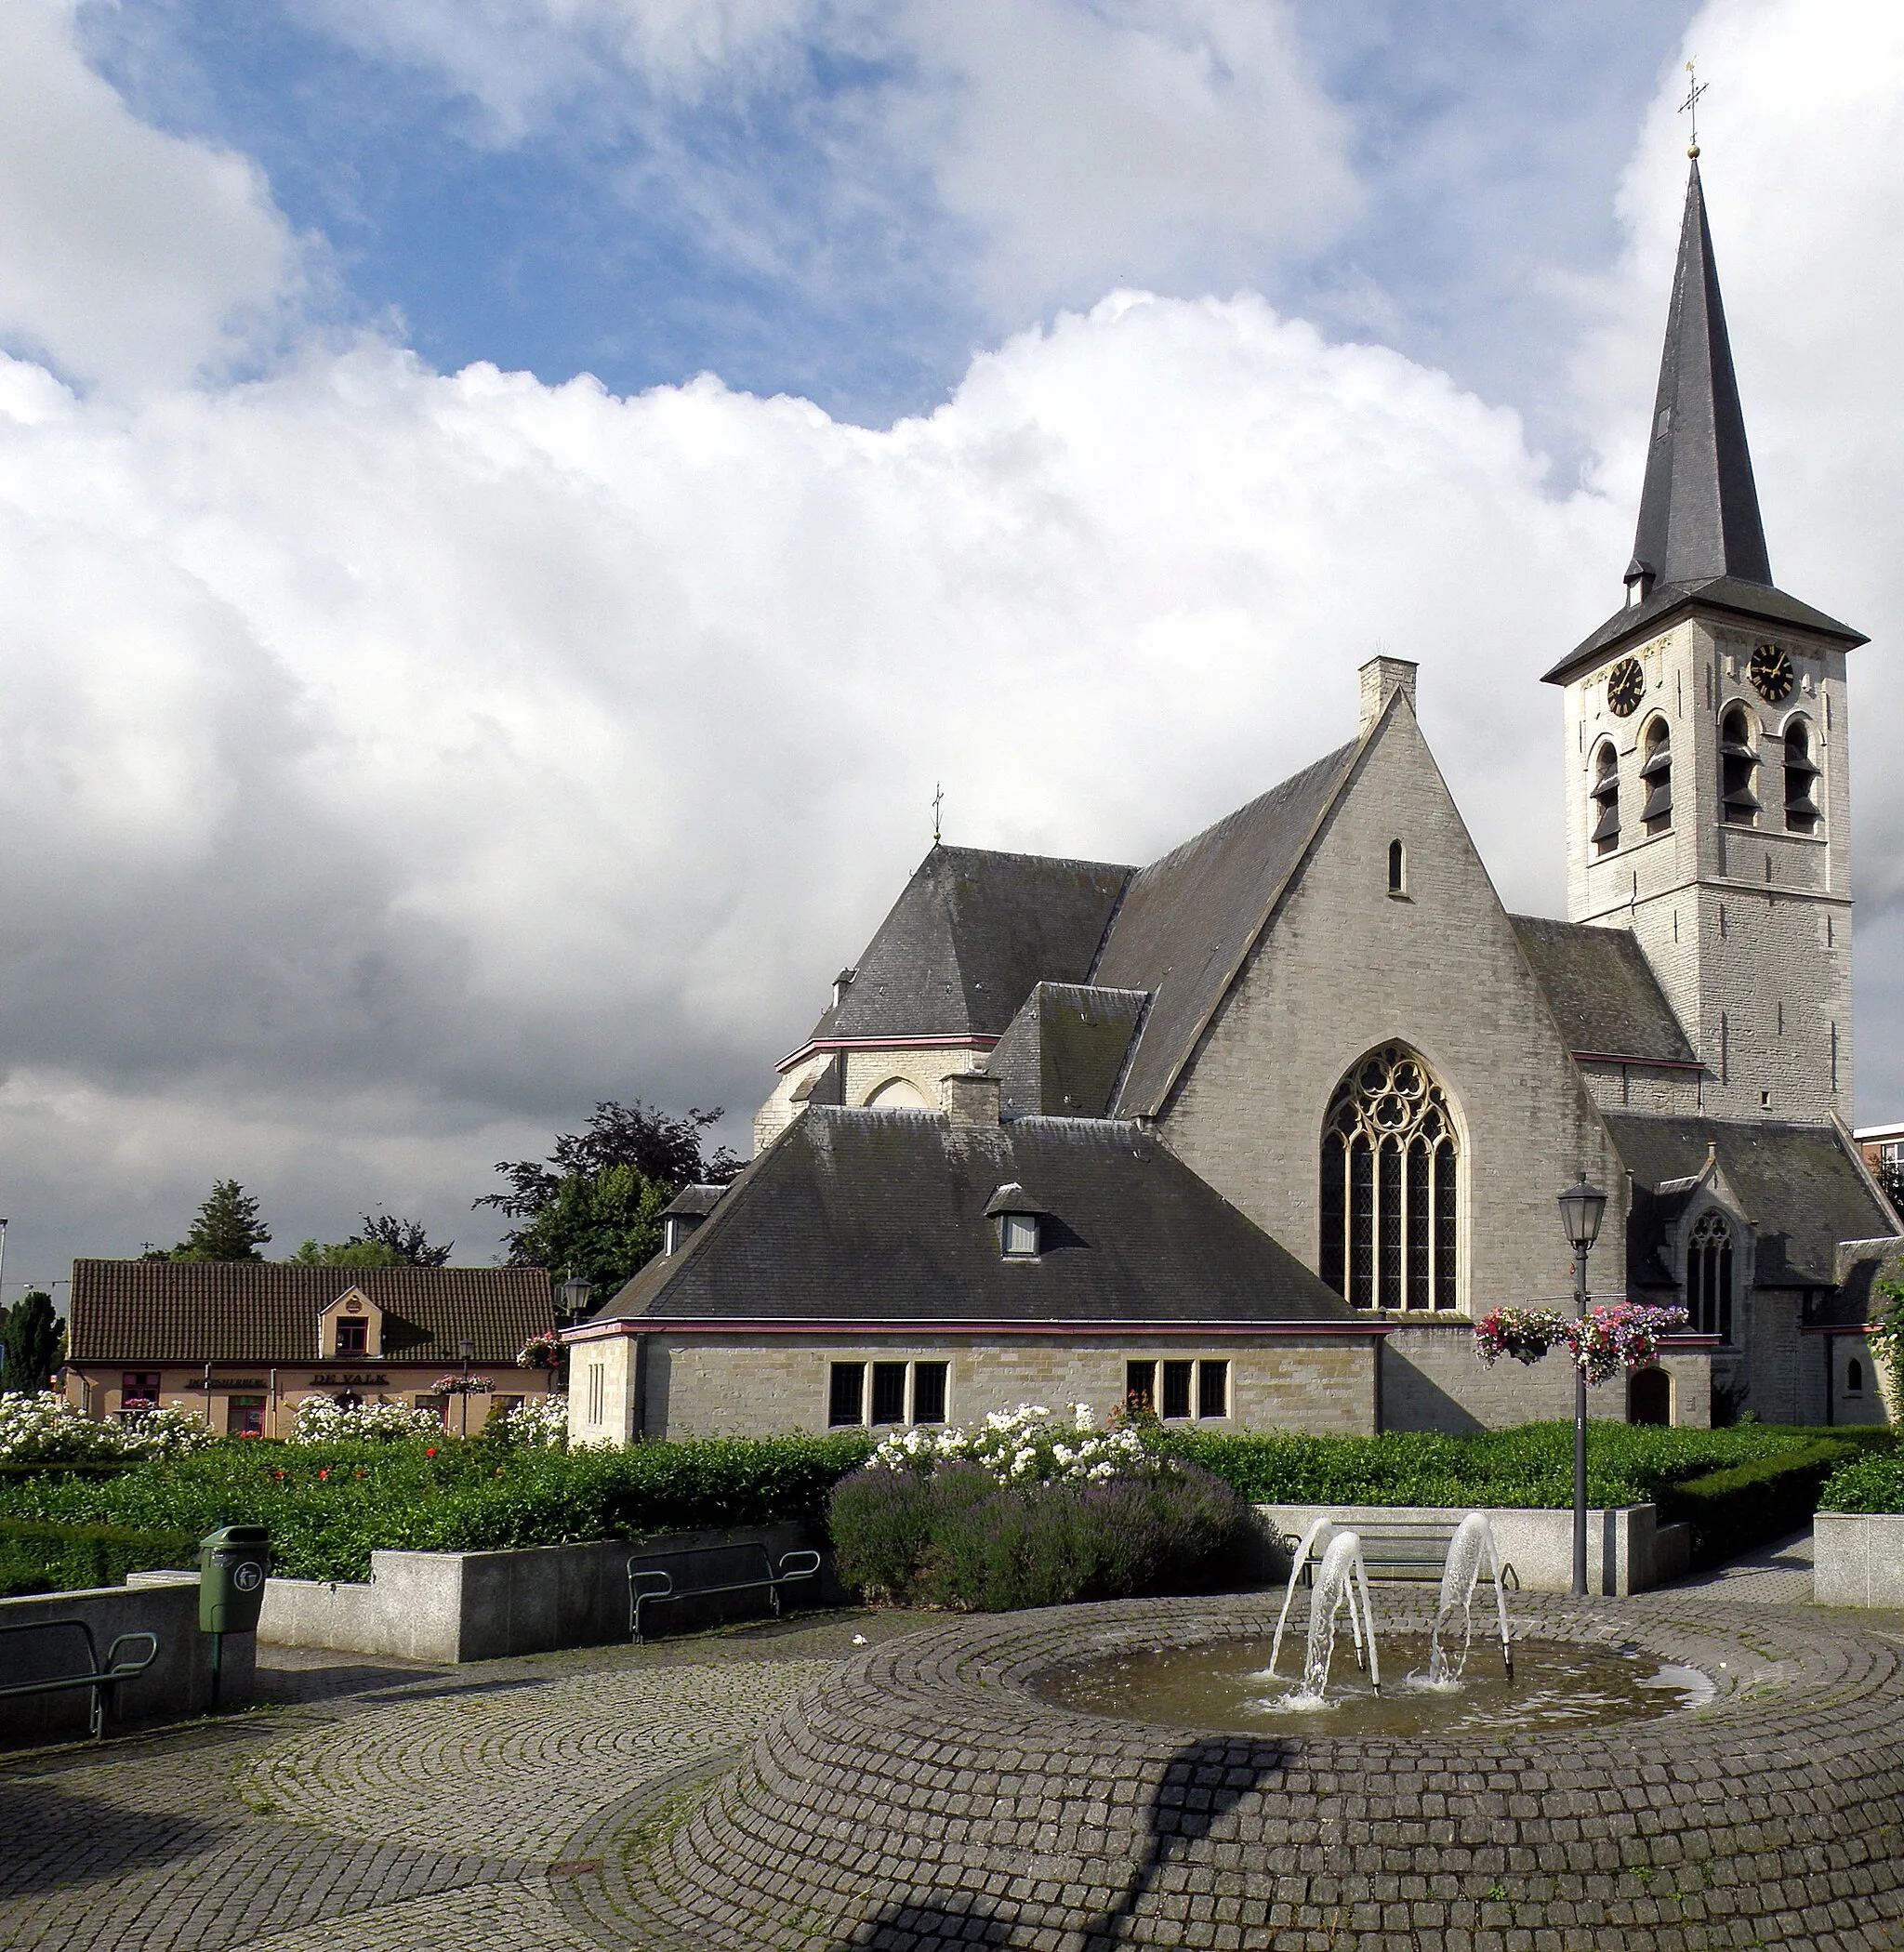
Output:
top-left (1544, 162), bottom-right (1868, 1124)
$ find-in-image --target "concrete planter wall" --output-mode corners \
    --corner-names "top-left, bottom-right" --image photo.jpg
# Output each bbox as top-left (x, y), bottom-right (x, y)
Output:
top-left (1814, 1511), bottom-right (1904, 1607)
top-left (1257, 1503), bottom-right (1687, 1597)
top-left (257, 1520), bottom-right (828, 1663)
top-left (0, 1573), bottom-right (253, 1738)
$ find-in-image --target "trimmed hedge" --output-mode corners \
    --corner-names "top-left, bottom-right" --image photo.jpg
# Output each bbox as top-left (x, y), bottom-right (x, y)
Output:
top-left (829, 1459), bottom-right (1260, 1610)
top-left (0, 1517), bottom-right (199, 1598)
top-left (1818, 1452), bottom-right (1904, 1515)
top-left (1654, 1439), bottom-right (1863, 1565)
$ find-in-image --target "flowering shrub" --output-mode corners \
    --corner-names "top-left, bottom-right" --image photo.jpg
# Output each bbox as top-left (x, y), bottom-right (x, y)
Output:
top-left (1473, 1308), bottom-right (1567, 1366)
top-left (289, 1397), bottom-right (442, 1444)
top-left (516, 1331), bottom-right (562, 1371)
top-left (115, 1404), bottom-right (219, 1458)
top-left (1560, 1304), bottom-right (1689, 1385)
top-left (867, 1404), bottom-right (1151, 1485)
top-left (0, 1391), bottom-right (217, 1463)
top-left (484, 1394), bottom-right (569, 1448)
top-left (1474, 1305), bottom-right (1689, 1383)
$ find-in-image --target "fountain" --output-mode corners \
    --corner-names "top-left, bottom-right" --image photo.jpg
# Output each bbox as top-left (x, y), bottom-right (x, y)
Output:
top-left (1262, 1524), bottom-right (1380, 1700)
top-left (1426, 1510), bottom-right (1514, 1684)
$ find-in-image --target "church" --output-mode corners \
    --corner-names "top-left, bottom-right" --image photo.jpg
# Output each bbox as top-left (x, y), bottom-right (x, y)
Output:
top-left (564, 163), bottom-right (1899, 1446)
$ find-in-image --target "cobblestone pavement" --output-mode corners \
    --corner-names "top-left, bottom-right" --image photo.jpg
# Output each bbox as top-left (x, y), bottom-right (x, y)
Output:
top-left (1661, 1523), bottom-right (1816, 1602)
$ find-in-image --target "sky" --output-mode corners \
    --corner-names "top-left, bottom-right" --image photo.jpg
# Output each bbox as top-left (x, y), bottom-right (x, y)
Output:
top-left (0, 0), bottom-right (1899, 1296)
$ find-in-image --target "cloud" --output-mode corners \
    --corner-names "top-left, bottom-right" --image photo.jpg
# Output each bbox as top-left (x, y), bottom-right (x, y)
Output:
top-left (0, 1), bottom-right (300, 391)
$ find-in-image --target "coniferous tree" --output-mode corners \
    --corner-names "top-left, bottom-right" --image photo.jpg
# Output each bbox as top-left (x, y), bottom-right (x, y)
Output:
top-left (0, 1288), bottom-right (64, 1391)
top-left (172, 1180), bottom-right (271, 1261)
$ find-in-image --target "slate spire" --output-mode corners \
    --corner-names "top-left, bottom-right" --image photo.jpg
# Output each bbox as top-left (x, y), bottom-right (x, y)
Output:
top-left (1626, 161), bottom-right (1772, 599)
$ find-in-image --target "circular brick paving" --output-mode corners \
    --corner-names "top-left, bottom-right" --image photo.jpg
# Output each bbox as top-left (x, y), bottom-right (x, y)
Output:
top-left (564, 1594), bottom-right (1904, 1951)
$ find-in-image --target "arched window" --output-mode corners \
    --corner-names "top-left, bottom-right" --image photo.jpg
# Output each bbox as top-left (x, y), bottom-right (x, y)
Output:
top-left (1388, 838), bottom-right (1406, 895)
top-left (1720, 706), bottom-right (1758, 825)
top-left (1628, 1366), bottom-right (1672, 1426)
top-left (1319, 1045), bottom-right (1459, 1312)
top-left (864, 1076), bottom-right (928, 1109)
top-left (1589, 742), bottom-right (1620, 854)
top-left (1845, 1357), bottom-right (1865, 1396)
top-left (1638, 718), bottom-right (1673, 833)
top-left (1783, 717), bottom-right (1819, 833)
top-left (1686, 1210), bottom-right (1734, 1341)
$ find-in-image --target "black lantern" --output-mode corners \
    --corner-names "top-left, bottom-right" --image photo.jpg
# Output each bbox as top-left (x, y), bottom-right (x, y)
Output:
top-left (1556, 1180), bottom-right (1608, 1253)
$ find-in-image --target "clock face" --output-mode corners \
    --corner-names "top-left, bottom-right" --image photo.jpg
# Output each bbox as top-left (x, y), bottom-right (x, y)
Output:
top-left (1606, 658), bottom-right (1645, 717)
top-left (1750, 642), bottom-right (1794, 703)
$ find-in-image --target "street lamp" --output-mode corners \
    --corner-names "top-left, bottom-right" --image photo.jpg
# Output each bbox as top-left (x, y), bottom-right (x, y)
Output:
top-left (457, 1336), bottom-right (475, 1440)
top-left (561, 1274), bottom-right (590, 1324)
top-left (1556, 1180), bottom-right (1608, 1598)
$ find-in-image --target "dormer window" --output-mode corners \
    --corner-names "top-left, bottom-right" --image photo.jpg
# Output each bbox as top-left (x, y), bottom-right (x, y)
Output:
top-left (985, 1181), bottom-right (1046, 1260)
top-left (320, 1289), bottom-right (382, 1361)
top-left (336, 1317), bottom-right (368, 1354)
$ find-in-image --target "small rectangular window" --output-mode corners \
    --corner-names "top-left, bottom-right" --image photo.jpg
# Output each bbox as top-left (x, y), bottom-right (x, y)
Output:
top-left (828, 1362), bottom-right (866, 1427)
top-left (870, 1362), bottom-right (908, 1425)
top-left (335, 1318), bottom-right (368, 1354)
top-left (1197, 1359), bottom-right (1229, 1420)
top-left (1161, 1360), bottom-right (1194, 1419)
top-left (121, 1371), bottom-right (162, 1407)
top-left (230, 1395), bottom-right (266, 1437)
top-left (1000, 1213), bottom-right (1039, 1258)
top-left (912, 1362), bottom-right (947, 1425)
top-left (587, 1363), bottom-right (605, 1424)
top-left (1125, 1360), bottom-right (1156, 1412)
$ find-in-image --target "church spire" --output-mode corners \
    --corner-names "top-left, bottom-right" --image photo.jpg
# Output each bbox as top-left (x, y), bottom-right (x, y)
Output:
top-left (1625, 161), bottom-right (1770, 602)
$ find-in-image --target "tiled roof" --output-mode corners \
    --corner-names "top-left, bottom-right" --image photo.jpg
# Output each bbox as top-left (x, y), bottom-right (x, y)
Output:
top-left (1094, 741), bottom-right (1361, 1117)
top-left (67, 1260), bottom-right (555, 1365)
top-left (799, 846), bottom-right (1133, 1048)
top-left (985, 983), bottom-right (1148, 1119)
top-left (1606, 1117), bottom-right (1897, 1291)
top-left (590, 1108), bottom-right (1361, 1327)
top-left (1511, 916), bottom-right (1698, 1065)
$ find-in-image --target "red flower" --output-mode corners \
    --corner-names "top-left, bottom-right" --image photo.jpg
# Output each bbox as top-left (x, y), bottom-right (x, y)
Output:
top-left (272, 1470), bottom-right (285, 1480)
top-left (319, 1468), bottom-right (329, 1480)
top-left (425, 1446), bottom-right (437, 1457)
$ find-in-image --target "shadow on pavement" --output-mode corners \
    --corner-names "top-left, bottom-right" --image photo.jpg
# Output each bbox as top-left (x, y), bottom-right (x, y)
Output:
top-left (0, 1781), bottom-right (228, 1896)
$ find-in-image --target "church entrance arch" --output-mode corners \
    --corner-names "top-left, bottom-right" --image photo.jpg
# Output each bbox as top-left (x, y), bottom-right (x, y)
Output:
top-left (1318, 1044), bottom-right (1460, 1312)
top-left (1628, 1366), bottom-right (1672, 1426)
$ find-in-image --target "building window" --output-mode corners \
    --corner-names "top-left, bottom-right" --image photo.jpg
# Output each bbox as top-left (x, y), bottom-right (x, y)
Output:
top-left (1160, 1360), bottom-right (1194, 1418)
top-left (1627, 1368), bottom-right (1671, 1426)
top-left (1784, 718), bottom-right (1819, 833)
top-left (1589, 742), bottom-right (1620, 853)
top-left (121, 1371), bottom-right (162, 1409)
top-left (1720, 706), bottom-right (1759, 824)
top-left (1686, 1211), bottom-right (1734, 1341)
top-left (998, 1213), bottom-right (1039, 1258)
top-left (1387, 838), bottom-right (1407, 896)
top-left (1639, 718), bottom-right (1673, 832)
top-left (912, 1362), bottom-right (948, 1425)
top-left (1128, 1357), bottom-right (1228, 1420)
top-left (335, 1318), bottom-right (368, 1355)
top-left (1197, 1359), bottom-right (1229, 1419)
top-left (1125, 1360), bottom-right (1155, 1412)
top-left (1320, 1045), bottom-right (1460, 1311)
top-left (586, 1362), bottom-right (605, 1425)
top-left (865, 1076), bottom-right (928, 1109)
top-left (1845, 1358), bottom-right (1865, 1397)
top-left (828, 1362), bottom-right (866, 1427)
top-left (230, 1394), bottom-right (266, 1437)
top-left (870, 1362), bottom-right (908, 1426)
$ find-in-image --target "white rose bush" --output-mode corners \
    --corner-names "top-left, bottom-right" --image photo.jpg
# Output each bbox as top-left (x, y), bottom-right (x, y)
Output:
top-left (0, 1391), bottom-right (216, 1463)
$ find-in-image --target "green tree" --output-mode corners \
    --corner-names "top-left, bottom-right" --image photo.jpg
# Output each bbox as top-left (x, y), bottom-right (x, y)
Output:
top-left (172, 1180), bottom-right (271, 1261)
top-left (287, 1239), bottom-right (405, 1268)
top-left (505, 1164), bottom-right (674, 1294)
top-left (284, 1215), bottom-right (451, 1269)
top-left (0, 1288), bottom-right (64, 1391)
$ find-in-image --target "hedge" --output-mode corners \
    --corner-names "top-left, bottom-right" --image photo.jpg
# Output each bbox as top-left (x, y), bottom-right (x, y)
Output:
top-left (0, 1517), bottom-right (200, 1598)
top-left (1818, 1452), bottom-right (1904, 1515)
top-left (1653, 1438), bottom-right (1865, 1565)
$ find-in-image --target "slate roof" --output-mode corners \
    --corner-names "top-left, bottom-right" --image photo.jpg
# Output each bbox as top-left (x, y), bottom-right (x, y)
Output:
top-left (1093, 741), bottom-right (1362, 1118)
top-left (985, 983), bottom-right (1148, 1119)
top-left (796, 846), bottom-right (1133, 1050)
top-left (1510, 916), bottom-right (1698, 1065)
top-left (1545, 165), bottom-right (1863, 683)
top-left (661, 1185), bottom-right (728, 1220)
top-left (66, 1261), bottom-right (555, 1365)
top-left (1605, 1116), bottom-right (1897, 1292)
top-left (588, 1107), bottom-right (1363, 1327)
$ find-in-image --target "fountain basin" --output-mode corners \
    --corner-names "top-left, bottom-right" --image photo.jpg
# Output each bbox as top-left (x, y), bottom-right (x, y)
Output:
top-left (563, 1592), bottom-right (1904, 1952)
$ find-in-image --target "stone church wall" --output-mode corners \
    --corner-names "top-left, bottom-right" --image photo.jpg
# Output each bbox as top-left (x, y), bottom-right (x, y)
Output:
top-left (1157, 701), bottom-right (1623, 1431)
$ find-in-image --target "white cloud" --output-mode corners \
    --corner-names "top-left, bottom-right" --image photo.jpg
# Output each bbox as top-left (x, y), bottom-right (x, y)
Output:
top-left (0, 1), bottom-right (300, 391)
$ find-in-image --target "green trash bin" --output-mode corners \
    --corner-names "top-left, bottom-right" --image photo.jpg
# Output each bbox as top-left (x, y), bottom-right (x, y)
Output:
top-left (198, 1524), bottom-right (271, 1635)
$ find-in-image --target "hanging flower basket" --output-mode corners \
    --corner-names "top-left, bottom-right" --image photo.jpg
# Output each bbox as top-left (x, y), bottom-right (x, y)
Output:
top-left (1560, 1304), bottom-right (1689, 1385)
top-left (431, 1375), bottom-right (495, 1396)
top-left (516, 1331), bottom-right (562, 1371)
top-left (1473, 1307), bottom-right (1567, 1366)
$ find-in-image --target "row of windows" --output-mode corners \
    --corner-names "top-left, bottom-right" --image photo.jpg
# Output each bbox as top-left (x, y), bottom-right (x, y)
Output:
top-left (1125, 1358), bottom-right (1228, 1420)
top-left (1590, 711), bottom-right (1818, 856)
top-left (823, 1358), bottom-right (1235, 1429)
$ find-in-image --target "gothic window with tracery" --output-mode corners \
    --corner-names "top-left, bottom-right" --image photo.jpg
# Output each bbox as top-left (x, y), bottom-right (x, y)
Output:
top-left (1319, 1045), bottom-right (1460, 1312)
top-left (1686, 1210), bottom-right (1734, 1341)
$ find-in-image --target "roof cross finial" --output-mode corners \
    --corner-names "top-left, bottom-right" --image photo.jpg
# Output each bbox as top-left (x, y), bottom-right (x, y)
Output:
top-left (1679, 58), bottom-right (1707, 158)
top-left (931, 782), bottom-right (944, 846)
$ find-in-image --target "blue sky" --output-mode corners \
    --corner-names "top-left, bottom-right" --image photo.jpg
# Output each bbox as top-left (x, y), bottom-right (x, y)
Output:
top-left (0, 0), bottom-right (1896, 1279)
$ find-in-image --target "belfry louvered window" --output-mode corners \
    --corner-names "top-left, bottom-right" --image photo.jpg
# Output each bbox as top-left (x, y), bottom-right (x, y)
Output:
top-left (1720, 706), bottom-right (1758, 824)
top-left (1319, 1045), bottom-right (1459, 1312)
top-left (1589, 743), bottom-right (1620, 854)
top-left (1784, 718), bottom-right (1819, 833)
top-left (1686, 1210), bottom-right (1734, 1341)
top-left (1639, 719), bottom-right (1672, 831)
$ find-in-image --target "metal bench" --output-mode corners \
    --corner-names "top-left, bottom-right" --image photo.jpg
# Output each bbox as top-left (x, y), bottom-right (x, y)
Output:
top-left (0, 1618), bottom-right (160, 1737)
top-left (1284, 1518), bottom-right (1518, 1592)
top-left (627, 1543), bottom-right (822, 1643)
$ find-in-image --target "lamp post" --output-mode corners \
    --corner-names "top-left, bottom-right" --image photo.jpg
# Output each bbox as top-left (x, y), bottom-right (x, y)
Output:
top-left (1556, 1180), bottom-right (1608, 1598)
top-left (457, 1336), bottom-right (474, 1440)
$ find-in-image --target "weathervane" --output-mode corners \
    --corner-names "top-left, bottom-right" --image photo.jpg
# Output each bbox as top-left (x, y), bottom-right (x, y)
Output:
top-left (932, 782), bottom-right (944, 846)
top-left (1680, 59), bottom-right (1707, 158)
